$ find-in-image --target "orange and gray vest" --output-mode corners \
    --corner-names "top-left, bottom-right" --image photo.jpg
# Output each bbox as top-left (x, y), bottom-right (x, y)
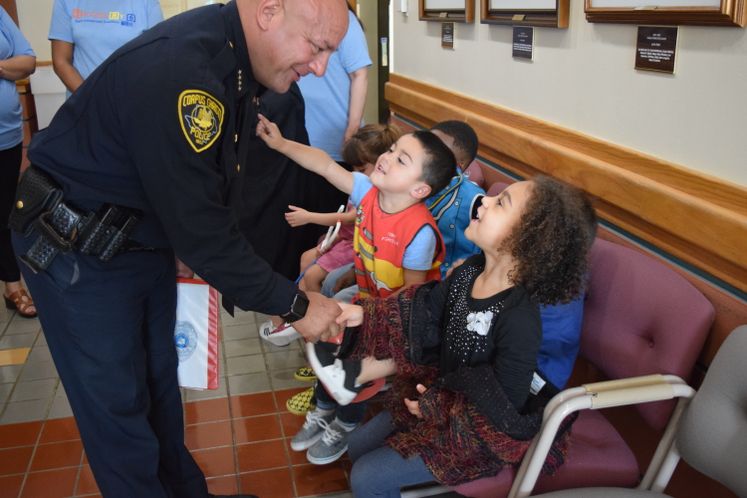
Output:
top-left (353, 187), bottom-right (444, 298)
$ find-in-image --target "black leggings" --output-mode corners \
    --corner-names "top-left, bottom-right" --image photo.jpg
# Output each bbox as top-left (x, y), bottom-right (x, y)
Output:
top-left (0, 143), bottom-right (22, 282)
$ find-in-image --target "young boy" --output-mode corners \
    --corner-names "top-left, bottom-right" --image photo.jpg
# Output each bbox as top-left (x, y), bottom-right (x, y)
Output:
top-left (426, 120), bottom-right (486, 278)
top-left (256, 114), bottom-right (455, 465)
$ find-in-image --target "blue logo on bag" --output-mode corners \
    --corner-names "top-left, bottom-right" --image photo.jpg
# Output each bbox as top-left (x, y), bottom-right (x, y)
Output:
top-left (174, 321), bottom-right (198, 361)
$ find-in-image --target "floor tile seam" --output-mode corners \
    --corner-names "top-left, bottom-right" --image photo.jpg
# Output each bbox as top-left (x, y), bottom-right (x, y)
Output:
top-left (0, 332), bottom-right (53, 423)
top-left (13, 403), bottom-right (49, 497)
top-left (222, 342), bottom-right (247, 483)
top-left (71, 451), bottom-right (85, 496)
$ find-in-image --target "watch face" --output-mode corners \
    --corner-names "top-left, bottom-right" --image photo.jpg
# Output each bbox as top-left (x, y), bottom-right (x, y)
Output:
top-left (294, 292), bottom-right (309, 318)
top-left (282, 292), bottom-right (308, 323)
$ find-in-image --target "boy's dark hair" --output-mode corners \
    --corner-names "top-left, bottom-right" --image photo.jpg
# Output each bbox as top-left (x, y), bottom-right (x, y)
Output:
top-left (342, 123), bottom-right (402, 167)
top-left (411, 130), bottom-right (456, 197)
top-left (431, 120), bottom-right (479, 165)
top-left (504, 176), bottom-right (597, 305)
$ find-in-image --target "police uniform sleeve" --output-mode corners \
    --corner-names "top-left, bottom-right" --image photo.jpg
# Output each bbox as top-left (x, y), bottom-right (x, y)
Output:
top-left (113, 47), bottom-right (297, 315)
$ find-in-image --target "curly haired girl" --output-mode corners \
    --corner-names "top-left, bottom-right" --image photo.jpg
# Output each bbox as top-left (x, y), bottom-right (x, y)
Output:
top-left (305, 175), bottom-right (596, 495)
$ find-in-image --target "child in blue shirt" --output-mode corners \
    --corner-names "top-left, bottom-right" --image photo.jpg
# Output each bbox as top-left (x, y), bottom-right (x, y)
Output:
top-left (426, 121), bottom-right (486, 278)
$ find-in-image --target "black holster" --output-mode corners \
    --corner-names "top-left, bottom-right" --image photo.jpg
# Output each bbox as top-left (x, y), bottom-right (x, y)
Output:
top-left (8, 166), bottom-right (141, 273)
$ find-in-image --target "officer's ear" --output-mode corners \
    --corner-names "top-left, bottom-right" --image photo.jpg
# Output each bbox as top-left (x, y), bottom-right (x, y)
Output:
top-left (256, 0), bottom-right (282, 31)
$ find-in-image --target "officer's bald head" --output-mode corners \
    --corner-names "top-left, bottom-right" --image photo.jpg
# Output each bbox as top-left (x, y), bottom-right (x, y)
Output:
top-left (240, 0), bottom-right (349, 93)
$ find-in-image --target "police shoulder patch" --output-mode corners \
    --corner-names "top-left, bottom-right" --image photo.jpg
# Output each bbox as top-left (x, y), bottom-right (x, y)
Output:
top-left (178, 89), bottom-right (225, 153)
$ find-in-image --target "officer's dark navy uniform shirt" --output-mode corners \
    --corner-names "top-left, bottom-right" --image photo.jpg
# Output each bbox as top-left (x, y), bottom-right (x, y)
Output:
top-left (27, 1), bottom-right (297, 314)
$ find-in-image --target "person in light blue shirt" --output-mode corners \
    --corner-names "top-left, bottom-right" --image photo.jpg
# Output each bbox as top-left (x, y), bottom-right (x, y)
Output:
top-left (49, 0), bottom-right (163, 93)
top-left (0, 6), bottom-right (36, 318)
top-left (299, 7), bottom-right (371, 162)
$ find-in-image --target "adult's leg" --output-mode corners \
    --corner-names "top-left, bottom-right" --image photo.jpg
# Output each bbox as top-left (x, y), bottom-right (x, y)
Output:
top-left (0, 145), bottom-right (22, 284)
top-left (13, 232), bottom-right (206, 498)
top-left (142, 256), bottom-right (208, 497)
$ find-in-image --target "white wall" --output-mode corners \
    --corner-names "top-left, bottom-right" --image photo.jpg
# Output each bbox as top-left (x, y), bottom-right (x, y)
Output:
top-left (18, 0), bottom-right (54, 60)
top-left (392, 1), bottom-right (747, 186)
top-left (357, 0), bottom-right (380, 125)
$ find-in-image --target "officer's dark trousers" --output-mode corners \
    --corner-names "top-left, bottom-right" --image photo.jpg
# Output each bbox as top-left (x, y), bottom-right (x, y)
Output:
top-left (12, 232), bottom-right (208, 498)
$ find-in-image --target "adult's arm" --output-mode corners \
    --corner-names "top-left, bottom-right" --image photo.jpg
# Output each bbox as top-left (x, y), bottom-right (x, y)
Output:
top-left (114, 53), bottom-right (340, 339)
top-left (0, 6), bottom-right (35, 81)
top-left (146, 0), bottom-right (164, 27)
top-left (0, 55), bottom-right (34, 81)
top-left (344, 66), bottom-right (368, 143)
top-left (51, 40), bottom-right (83, 92)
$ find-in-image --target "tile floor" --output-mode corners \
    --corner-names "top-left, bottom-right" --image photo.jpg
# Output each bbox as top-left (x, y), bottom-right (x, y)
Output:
top-left (0, 304), bottom-right (357, 498)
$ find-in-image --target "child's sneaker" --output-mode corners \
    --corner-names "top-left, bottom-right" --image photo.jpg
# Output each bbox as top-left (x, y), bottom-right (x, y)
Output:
top-left (294, 366), bottom-right (317, 382)
top-left (306, 418), bottom-right (357, 465)
top-left (286, 386), bottom-right (315, 416)
top-left (258, 320), bottom-right (300, 347)
top-left (305, 342), bottom-right (365, 406)
top-left (290, 407), bottom-right (334, 451)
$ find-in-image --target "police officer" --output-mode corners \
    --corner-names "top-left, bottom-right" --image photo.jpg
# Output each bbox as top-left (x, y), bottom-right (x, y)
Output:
top-left (9, 1), bottom-right (348, 497)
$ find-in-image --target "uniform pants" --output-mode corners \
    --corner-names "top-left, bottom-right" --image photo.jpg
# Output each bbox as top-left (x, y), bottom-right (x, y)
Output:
top-left (0, 144), bottom-right (22, 283)
top-left (13, 232), bottom-right (207, 498)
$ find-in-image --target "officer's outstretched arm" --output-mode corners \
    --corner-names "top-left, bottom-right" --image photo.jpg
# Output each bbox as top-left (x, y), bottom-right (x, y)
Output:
top-left (257, 113), bottom-right (353, 194)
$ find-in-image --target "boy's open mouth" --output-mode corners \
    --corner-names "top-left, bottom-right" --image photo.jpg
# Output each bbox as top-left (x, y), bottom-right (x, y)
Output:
top-left (471, 195), bottom-right (484, 220)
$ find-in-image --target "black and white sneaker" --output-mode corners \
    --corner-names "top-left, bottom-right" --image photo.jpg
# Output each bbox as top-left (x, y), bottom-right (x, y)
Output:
top-left (305, 342), bottom-right (364, 406)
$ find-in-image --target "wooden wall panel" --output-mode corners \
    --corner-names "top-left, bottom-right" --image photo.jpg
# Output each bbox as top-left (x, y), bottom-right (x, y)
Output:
top-left (386, 74), bottom-right (747, 294)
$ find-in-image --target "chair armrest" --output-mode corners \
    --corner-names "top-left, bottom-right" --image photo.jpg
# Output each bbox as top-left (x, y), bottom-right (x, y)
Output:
top-left (508, 374), bottom-right (695, 498)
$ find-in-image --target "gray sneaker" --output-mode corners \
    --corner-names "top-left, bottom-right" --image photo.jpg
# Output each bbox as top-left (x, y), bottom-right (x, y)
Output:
top-left (290, 408), bottom-right (333, 452)
top-left (306, 418), bottom-right (357, 465)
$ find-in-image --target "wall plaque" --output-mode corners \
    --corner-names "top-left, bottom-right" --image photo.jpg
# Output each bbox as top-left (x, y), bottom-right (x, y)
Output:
top-left (635, 26), bottom-right (678, 73)
top-left (442, 22), bottom-right (455, 48)
top-left (512, 26), bottom-right (534, 60)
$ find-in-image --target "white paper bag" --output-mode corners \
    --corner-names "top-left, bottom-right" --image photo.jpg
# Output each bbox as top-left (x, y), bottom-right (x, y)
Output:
top-left (174, 278), bottom-right (219, 390)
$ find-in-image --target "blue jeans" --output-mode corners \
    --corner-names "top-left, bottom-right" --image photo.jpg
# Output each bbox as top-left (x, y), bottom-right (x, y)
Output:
top-left (321, 262), bottom-right (357, 302)
top-left (314, 378), bottom-right (367, 425)
top-left (348, 411), bottom-right (437, 497)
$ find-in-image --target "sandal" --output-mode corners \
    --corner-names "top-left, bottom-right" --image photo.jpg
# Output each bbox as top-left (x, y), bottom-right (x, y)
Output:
top-left (3, 288), bottom-right (38, 319)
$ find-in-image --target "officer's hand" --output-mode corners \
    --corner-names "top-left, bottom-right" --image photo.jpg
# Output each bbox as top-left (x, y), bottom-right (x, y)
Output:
top-left (285, 205), bottom-right (310, 227)
top-left (292, 291), bottom-right (342, 342)
top-left (256, 114), bottom-right (284, 150)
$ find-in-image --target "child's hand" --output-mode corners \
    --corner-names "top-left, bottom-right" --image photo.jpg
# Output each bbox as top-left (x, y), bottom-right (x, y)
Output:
top-left (403, 384), bottom-right (428, 419)
top-left (336, 302), bottom-right (364, 327)
top-left (445, 258), bottom-right (466, 278)
top-left (285, 205), bottom-right (311, 227)
top-left (256, 113), bottom-right (284, 150)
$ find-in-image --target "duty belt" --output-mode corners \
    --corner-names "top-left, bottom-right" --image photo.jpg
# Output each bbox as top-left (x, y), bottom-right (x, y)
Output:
top-left (9, 166), bottom-right (143, 273)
